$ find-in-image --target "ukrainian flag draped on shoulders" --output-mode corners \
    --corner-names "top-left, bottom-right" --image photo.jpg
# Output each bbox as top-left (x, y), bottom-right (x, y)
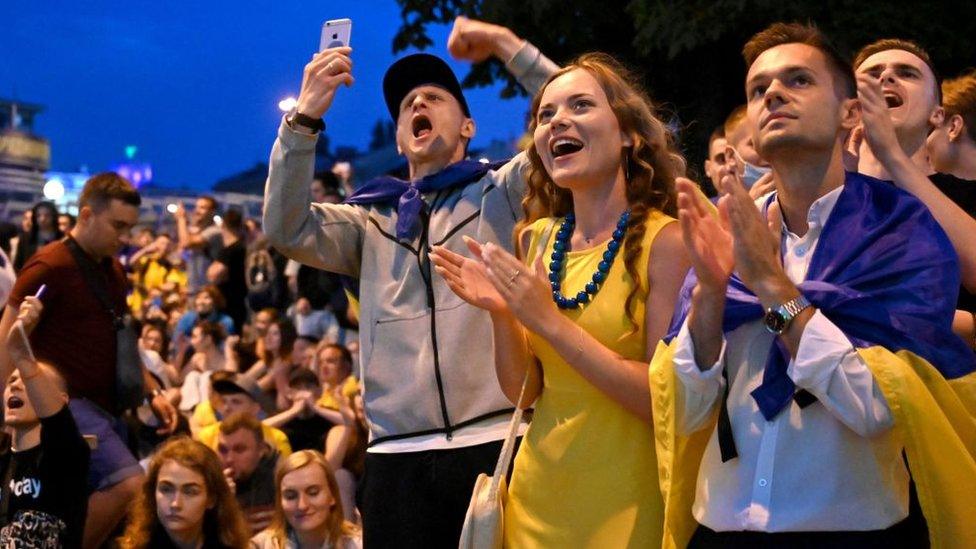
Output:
top-left (648, 172), bottom-right (976, 549)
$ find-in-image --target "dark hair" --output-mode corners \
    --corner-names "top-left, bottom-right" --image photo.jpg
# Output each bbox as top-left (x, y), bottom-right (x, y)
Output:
top-left (192, 320), bottom-right (226, 345)
top-left (140, 320), bottom-right (170, 355)
top-left (196, 285), bottom-right (227, 312)
top-left (221, 207), bottom-right (244, 233)
top-left (519, 52), bottom-right (685, 334)
top-left (117, 437), bottom-right (250, 549)
top-left (264, 318), bottom-right (298, 365)
top-left (743, 22), bottom-right (856, 99)
top-left (854, 38), bottom-right (942, 103)
top-left (943, 70), bottom-right (976, 142)
top-left (708, 125), bottom-right (725, 147)
top-left (198, 195), bottom-right (219, 213)
top-left (288, 367), bottom-right (320, 389)
top-left (78, 172), bottom-right (141, 213)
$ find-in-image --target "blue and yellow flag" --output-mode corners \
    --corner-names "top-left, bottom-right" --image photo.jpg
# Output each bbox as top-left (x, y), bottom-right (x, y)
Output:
top-left (650, 173), bottom-right (976, 548)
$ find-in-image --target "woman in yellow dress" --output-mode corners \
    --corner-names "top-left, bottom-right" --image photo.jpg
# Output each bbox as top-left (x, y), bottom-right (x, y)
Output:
top-left (431, 53), bottom-right (690, 548)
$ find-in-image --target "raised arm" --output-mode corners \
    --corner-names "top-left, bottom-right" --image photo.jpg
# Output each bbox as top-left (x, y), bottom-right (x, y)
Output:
top-left (447, 16), bottom-right (559, 97)
top-left (858, 73), bottom-right (976, 292)
top-left (6, 296), bottom-right (66, 418)
top-left (263, 45), bottom-right (367, 277)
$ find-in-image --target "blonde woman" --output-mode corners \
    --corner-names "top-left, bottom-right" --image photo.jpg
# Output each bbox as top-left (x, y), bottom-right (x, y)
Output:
top-left (431, 53), bottom-right (690, 546)
top-left (251, 450), bottom-right (361, 549)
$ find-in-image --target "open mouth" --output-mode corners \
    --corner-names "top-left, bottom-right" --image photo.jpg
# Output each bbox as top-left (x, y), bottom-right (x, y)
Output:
top-left (6, 396), bottom-right (24, 410)
top-left (550, 137), bottom-right (584, 159)
top-left (883, 92), bottom-right (904, 108)
top-left (412, 115), bottom-right (433, 139)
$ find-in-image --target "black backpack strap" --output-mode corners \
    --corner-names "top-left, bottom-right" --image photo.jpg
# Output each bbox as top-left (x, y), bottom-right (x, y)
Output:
top-left (63, 237), bottom-right (122, 329)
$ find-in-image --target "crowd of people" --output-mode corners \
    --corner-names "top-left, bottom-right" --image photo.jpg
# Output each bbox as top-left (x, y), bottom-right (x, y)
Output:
top-left (0, 13), bottom-right (975, 549)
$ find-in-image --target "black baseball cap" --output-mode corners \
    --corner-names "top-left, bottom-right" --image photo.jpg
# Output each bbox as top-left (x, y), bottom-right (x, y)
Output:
top-left (382, 53), bottom-right (471, 122)
top-left (211, 371), bottom-right (261, 402)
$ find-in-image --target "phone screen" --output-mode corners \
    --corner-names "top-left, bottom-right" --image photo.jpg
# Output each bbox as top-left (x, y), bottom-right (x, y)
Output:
top-left (321, 18), bottom-right (352, 51)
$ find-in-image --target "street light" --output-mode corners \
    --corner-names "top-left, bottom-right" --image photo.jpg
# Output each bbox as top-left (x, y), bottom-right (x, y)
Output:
top-left (43, 178), bottom-right (65, 200)
top-left (278, 96), bottom-right (298, 112)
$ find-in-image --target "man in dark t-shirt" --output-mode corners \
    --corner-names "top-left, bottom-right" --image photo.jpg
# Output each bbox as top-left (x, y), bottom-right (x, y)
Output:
top-left (1, 294), bottom-right (90, 547)
top-left (209, 208), bottom-right (248, 334)
top-left (0, 173), bottom-right (178, 547)
top-left (269, 368), bottom-right (335, 452)
top-left (930, 172), bottom-right (976, 312)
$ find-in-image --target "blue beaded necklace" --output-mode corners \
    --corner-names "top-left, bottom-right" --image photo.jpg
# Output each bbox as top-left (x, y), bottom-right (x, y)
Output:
top-left (548, 209), bottom-right (630, 309)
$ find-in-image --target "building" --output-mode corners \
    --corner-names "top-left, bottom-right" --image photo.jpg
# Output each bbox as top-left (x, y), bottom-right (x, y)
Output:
top-left (0, 98), bottom-right (50, 220)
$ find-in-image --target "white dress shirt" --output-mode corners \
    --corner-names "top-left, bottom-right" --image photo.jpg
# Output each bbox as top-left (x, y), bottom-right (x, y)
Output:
top-left (673, 187), bottom-right (910, 532)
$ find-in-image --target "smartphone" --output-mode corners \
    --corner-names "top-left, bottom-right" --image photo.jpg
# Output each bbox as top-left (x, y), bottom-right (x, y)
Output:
top-left (321, 18), bottom-right (352, 51)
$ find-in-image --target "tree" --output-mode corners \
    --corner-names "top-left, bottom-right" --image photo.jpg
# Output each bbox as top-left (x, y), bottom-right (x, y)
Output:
top-left (393, 0), bottom-right (976, 180)
top-left (368, 119), bottom-right (397, 151)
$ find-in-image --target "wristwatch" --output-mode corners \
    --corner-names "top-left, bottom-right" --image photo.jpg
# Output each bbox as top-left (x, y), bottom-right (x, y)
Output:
top-left (287, 109), bottom-right (325, 133)
top-left (763, 295), bottom-right (812, 334)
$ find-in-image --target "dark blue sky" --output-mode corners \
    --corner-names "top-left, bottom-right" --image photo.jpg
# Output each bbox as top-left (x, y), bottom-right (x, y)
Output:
top-left (2, 1), bottom-right (530, 189)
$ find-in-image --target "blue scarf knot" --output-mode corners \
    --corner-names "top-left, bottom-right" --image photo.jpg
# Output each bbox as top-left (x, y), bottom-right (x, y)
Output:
top-left (344, 159), bottom-right (507, 240)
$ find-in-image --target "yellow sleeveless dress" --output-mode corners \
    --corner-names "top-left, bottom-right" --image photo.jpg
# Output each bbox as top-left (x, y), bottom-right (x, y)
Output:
top-left (503, 210), bottom-right (675, 548)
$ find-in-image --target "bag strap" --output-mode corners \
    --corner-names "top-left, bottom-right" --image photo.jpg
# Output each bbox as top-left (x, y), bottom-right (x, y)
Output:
top-left (487, 218), bottom-right (558, 498)
top-left (64, 236), bottom-right (123, 329)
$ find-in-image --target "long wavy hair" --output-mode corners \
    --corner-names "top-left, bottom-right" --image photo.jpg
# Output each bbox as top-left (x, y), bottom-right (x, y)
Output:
top-left (264, 450), bottom-right (359, 546)
top-left (518, 52), bottom-right (686, 333)
top-left (117, 437), bottom-right (250, 549)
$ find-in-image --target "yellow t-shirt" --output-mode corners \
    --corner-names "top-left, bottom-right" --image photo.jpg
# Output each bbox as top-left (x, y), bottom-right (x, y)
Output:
top-left (196, 421), bottom-right (292, 458)
top-left (316, 375), bottom-right (359, 410)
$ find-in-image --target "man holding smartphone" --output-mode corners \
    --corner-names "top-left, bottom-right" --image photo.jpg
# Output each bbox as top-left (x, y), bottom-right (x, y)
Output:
top-left (264, 16), bottom-right (557, 547)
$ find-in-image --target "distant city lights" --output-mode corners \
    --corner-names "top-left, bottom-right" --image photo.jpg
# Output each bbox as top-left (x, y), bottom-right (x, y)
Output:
top-left (166, 203), bottom-right (179, 213)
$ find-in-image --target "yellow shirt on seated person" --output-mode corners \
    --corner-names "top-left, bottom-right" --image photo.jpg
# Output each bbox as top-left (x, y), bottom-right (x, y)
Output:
top-left (316, 375), bottom-right (359, 410)
top-left (196, 421), bottom-right (292, 458)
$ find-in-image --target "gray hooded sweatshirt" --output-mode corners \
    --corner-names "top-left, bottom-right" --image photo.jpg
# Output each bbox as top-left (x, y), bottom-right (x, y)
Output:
top-left (264, 43), bottom-right (557, 448)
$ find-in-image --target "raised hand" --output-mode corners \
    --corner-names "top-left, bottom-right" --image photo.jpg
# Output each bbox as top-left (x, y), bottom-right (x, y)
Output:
top-left (676, 177), bottom-right (734, 294)
top-left (843, 124), bottom-right (864, 172)
top-left (748, 171), bottom-right (777, 200)
top-left (478, 241), bottom-right (560, 335)
top-left (717, 166), bottom-right (791, 303)
top-left (295, 46), bottom-right (355, 119)
top-left (447, 16), bottom-right (522, 63)
top-left (856, 72), bottom-right (902, 166)
top-left (430, 237), bottom-right (509, 313)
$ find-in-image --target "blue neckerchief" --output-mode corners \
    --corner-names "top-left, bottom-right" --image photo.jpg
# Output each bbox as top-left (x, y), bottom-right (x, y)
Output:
top-left (666, 171), bottom-right (976, 420)
top-left (344, 159), bottom-right (507, 240)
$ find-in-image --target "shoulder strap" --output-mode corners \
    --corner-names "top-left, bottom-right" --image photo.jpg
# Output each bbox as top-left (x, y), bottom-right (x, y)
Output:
top-left (63, 237), bottom-right (122, 329)
top-left (486, 219), bottom-right (557, 497)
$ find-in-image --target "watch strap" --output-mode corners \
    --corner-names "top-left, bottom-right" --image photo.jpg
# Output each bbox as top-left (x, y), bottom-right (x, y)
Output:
top-left (289, 111), bottom-right (325, 133)
top-left (766, 294), bottom-right (811, 334)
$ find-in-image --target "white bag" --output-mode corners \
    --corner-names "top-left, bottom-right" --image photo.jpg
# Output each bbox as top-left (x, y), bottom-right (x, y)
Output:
top-left (458, 378), bottom-right (527, 549)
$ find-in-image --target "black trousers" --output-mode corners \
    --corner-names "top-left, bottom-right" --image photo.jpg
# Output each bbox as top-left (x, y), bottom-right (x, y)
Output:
top-left (688, 516), bottom-right (928, 549)
top-left (357, 438), bottom-right (510, 549)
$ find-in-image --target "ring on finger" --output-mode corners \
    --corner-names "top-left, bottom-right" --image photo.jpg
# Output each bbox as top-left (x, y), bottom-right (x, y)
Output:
top-left (506, 268), bottom-right (521, 287)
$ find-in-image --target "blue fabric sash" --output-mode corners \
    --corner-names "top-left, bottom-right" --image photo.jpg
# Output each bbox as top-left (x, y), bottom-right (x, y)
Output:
top-left (666, 171), bottom-right (976, 420)
top-left (344, 159), bottom-right (507, 240)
